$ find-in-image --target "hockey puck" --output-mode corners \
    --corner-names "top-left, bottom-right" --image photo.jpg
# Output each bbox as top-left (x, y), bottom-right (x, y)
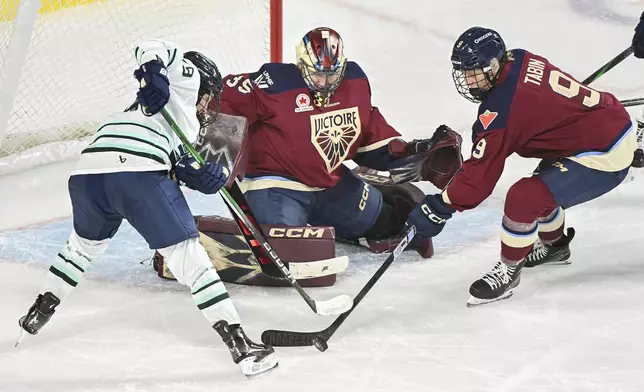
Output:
top-left (313, 337), bottom-right (328, 352)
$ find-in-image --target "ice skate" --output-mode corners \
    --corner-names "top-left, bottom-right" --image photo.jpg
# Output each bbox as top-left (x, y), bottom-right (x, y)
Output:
top-left (16, 292), bottom-right (61, 346)
top-left (467, 260), bottom-right (524, 307)
top-left (524, 228), bottom-right (575, 268)
top-left (213, 320), bottom-right (278, 377)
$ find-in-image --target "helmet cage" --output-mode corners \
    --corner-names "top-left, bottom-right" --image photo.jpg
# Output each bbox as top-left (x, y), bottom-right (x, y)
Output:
top-left (451, 62), bottom-right (499, 103)
top-left (184, 51), bottom-right (223, 128)
top-left (296, 27), bottom-right (347, 106)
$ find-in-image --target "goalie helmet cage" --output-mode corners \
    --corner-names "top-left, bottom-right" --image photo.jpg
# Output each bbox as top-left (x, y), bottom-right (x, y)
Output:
top-left (0, 0), bottom-right (283, 174)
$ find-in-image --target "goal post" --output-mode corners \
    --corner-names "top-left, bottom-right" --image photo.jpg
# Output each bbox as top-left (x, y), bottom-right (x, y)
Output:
top-left (0, 0), bottom-right (282, 174)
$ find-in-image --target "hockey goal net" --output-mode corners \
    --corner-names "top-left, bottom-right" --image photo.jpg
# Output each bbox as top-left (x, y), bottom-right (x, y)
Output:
top-left (0, 0), bottom-right (282, 174)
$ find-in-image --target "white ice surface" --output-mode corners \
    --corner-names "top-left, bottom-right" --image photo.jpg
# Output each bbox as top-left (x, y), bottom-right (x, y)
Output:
top-left (2, 0), bottom-right (644, 391)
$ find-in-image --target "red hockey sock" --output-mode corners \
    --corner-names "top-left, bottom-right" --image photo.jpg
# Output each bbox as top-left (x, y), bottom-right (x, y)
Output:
top-left (537, 206), bottom-right (565, 244)
top-left (501, 177), bottom-right (559, 263)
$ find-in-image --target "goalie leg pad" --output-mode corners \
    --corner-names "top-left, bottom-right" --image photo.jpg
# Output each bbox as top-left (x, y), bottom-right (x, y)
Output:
top-left (154, 216), bottom-right (341, 287)
top-left (368, 182), bottom-right (433, 258)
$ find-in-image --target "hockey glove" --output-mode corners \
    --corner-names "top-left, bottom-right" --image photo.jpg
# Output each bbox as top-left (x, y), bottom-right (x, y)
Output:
top-left (133, 58), bottom-right (170, 116)
top-left (406, 194), bottom-right (456, 240)
top-left (173, 155), bottom-right (229, 195)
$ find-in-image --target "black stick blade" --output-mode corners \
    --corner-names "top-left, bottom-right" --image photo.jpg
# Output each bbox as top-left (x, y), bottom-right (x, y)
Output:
top-left (261, 329), bottom-right (318, 347)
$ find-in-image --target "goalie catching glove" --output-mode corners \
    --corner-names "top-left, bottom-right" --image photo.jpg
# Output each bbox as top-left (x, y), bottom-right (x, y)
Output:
top-left (388, 124), bottom-right (463, 189)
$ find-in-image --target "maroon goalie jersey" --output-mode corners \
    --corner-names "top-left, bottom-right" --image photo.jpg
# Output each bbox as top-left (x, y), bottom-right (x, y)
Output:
top-left (443, 49), bottom-right (635, 211)
top-left (219, 62), bottom-right (401, 190)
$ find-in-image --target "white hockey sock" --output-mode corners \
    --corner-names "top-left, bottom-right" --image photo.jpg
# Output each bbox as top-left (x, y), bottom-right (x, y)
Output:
top-left (158, 238), bottom-right (241, 326)
top-left (191, 268), bottom-right (240, 326)
top-left (42, 231), bottom-right (108, 301)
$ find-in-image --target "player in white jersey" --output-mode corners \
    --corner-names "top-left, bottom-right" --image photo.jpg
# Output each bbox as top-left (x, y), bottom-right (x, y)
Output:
top-left (16, 39), bottom-right (278, 377)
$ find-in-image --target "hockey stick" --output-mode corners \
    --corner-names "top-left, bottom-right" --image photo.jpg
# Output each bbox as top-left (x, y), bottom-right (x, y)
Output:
top-left (224, 182), bottom-right (348, 278)
top-left (579, 47), bottom-right (644, 107)
top-left (261, 225), bottom-right (416, 351)
top-left (620, 97), bottom-right (644, 107)
top-left (582, 46), bottom-right (633, 85)
top-left (161, 109), bottom-right (353, 316)
top-left (580, 48), bottom-right (644, 108)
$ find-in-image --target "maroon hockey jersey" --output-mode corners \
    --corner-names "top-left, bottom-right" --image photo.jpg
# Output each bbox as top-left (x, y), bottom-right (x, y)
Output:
top-left (219, 62), bottom-right (401, 190)
top-left (443, 49), bottom-right (635, 211)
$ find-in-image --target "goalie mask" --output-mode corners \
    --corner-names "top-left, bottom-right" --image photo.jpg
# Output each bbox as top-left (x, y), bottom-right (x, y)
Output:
top-left (451, 27), bottom-right (506, 103)
top-left (184, 51), bottom-right (223, 128)
top-left (296, 27), bottom-right (347, 107)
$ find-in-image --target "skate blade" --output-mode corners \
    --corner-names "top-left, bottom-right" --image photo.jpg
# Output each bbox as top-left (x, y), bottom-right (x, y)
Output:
top-left (467, 289), bottom-right (514, 308)
top-left (525, 258), bottom-right (571, 268)
top-left (15, 329), bottom-right (27, 348)
top-left (240, 355), bottom-right (279, 378)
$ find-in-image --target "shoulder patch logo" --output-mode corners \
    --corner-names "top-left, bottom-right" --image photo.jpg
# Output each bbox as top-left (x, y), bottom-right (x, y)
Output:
top-left (478, 110), bottom-right (498, 130)
top-left (295, 93), bottom-right (313, 113)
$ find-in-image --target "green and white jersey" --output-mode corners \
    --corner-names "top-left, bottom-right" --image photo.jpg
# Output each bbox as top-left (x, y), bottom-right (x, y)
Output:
top-left (72, 39), bottom-right (201, 175)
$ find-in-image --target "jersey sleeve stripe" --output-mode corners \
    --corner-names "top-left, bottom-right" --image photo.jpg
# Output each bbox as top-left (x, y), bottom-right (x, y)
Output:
top-left (90, 134), bottom-right (171, 160)
top-left (96, 122), bottom-right (171, 144)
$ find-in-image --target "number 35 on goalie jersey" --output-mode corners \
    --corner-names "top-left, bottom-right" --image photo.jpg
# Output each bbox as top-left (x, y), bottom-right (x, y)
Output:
top-left (442, 49), bottom-right (635, 211)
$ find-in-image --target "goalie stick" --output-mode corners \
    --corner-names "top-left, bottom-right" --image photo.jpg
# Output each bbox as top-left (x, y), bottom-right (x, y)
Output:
top-left (161, 109), bottom-right (353, 316)
top-left (260, 225), bottom-right (416, 351)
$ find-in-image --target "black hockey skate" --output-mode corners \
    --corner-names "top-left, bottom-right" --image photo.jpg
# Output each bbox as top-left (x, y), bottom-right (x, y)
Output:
top-left (632, 148), bottom-right (644, 168)
top-left (19, 292), bottom-right (60, 334)
top-left (16, 292), bottom-right (61, 346)
top-left (213, 320), bottom-right (278, 377)
top-left (467, 260), bottom-right (524, 307)
top-left (524, 228), bottom-right (575, 268)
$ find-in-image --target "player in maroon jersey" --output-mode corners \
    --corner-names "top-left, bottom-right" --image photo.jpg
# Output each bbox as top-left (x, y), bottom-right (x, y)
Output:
top-left (406, 26), bottom-right (636, 306)
top-left (217, 26), bottom-right (462, 256)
